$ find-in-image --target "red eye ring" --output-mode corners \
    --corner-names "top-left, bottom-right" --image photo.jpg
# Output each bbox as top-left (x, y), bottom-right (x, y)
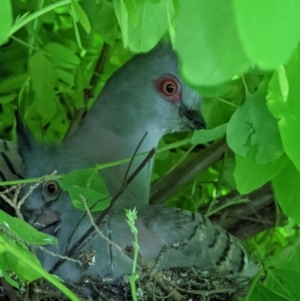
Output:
top-left (161, 79), bottom-right (177, 96)
top-left (44, 181), bottom-right (59, 195)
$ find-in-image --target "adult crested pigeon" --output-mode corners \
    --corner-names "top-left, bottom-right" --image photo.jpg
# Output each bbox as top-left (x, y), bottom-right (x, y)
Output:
top-left (4, 44), bottom-right (204, 212)
top-left (63, 43), bottom-right (205, 208)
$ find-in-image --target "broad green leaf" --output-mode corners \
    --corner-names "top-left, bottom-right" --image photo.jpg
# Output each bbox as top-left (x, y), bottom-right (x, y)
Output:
top-left (115, 0), bottom-right (174, 52)
top-left (174, 0), bottom-right (250, 86)
top-left (113, 0), bottom-right (129, 48)
top-left (201, 98), bottom-right (236, 129)
top-left (275, 243), bottom-right (300, 272)
top-left (234, 0), bottom-right (300, 69)
top-left (71, 0), bottom-right (91, 33)
top-left (60, 168), bottom-right (111, 212)
top-left (29, 51), bottom-right (57, 121)
top-left (191, 123), bottom-right (227, 145)
top-left (95, 0), bottom-right (120, 44)
top-left (272, 160), bottom-right (300, 223)
top-left (43, 43), bottom-right (80, 69)
top-left (124, 0), bottom-right (139, 27)
top-left (248, 284), bottom-right (290, 301)
top-left (0, 209), bottom-right (57, 246)
top-left (234, 143), bottom-right (288, 194)
top-left (227, 92), bottom-right (284, 164)
top-left (0, 0), bottom-right (13, 45)
top-left (265, 268), bottom-right (300, 301)
top-left (267, 52), bottom-right (300, 172)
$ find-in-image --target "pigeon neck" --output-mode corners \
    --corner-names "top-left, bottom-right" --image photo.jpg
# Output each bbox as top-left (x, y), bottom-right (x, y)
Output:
top-left (65, 97), bottom-right (164, 205)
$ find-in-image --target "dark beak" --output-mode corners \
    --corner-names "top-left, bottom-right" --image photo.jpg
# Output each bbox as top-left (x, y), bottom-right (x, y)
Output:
top-left (179, 106), bottom-right (206, 130)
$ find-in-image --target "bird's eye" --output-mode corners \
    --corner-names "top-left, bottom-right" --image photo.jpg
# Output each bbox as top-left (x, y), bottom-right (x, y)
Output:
top-left (44, 181), bottom-right (60, 195)
top-left (161, 80), bottom-right (177, 96)
top-left (153, 75), bottom-right (181, 103)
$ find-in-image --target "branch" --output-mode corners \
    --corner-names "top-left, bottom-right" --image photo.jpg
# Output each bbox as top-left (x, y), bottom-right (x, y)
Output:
top-left (150, 138), bottom-right (228, 205)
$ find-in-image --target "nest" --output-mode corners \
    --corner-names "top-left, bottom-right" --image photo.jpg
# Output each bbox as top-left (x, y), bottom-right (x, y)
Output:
top-left (6, 265), bottom-right (251, 301)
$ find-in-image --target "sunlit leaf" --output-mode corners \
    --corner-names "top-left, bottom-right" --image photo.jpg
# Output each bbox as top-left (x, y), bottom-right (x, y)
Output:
top-left (273, 160), bottom-right (300, 223)
top-left (60, 168), bottom-right (111, 212)
top-left (0, 0), bottom-right (13, 45)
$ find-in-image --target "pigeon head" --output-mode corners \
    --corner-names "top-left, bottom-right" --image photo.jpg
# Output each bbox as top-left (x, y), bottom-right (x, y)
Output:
top-left (101, 43), bottom-right (204, 134)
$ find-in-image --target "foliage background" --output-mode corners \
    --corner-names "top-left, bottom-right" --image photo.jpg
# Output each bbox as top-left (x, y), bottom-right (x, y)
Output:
top-left (1, 0), bottom-right (300, 300)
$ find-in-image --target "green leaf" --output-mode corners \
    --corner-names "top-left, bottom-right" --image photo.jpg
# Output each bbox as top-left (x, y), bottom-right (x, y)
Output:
top-left (0, 0), bottom-right (13, 45)
top-left (60, 168), bottom-right (111, 212)
top-left (4, 239), bottom-right (41, 281)
top-left (0, 209), bottom-right (57, 246)
top-left (201, 97), bottom-right (236, 129)
top-left (113, 0), bottom-right (129, 48)
top-left (227, 92), bottom-right (284, 164)
top-left (0, 74), bottom-right (28, 94)
top-left (174, 0), bottom-right (250, 86)
top-left (43, 42), bottom-right (80, 69)
top-left (70, 0), bottom-right (91, 33)
top-left (191, 123), bottom-right (227, 145)
top-left (124, 0), bottom-right (139, 27)
top-left (29, 51), bottom-right (57, 121)
top-left (114, 0), bottom-right (174, 52)
top-left (0, 253), bottom-right (19, 288)
top-left (234, 0), bottom-right (300, 69)
top-left (0, 93), bottom-right (17, 104)
top-left (234, 143), bottom-right (288, 194)
top-left (267, 52), bottom-right (300, 172)
top-left (265, 267), bottom-right (300, 301)
top-left (275, 243), bottom-right (300, 272)
top-left (95, 0), bottom-right (120, 44)
top-left (248, 284), bottom-right (290, 301)
top-left (272, 160), bottom-right (300, 223)
top-left (0, 231), bottom-right (80, 300)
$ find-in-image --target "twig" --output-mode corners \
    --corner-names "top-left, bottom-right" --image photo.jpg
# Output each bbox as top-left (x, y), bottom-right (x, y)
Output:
top-left (80, 195), bottom-right (123, 253)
